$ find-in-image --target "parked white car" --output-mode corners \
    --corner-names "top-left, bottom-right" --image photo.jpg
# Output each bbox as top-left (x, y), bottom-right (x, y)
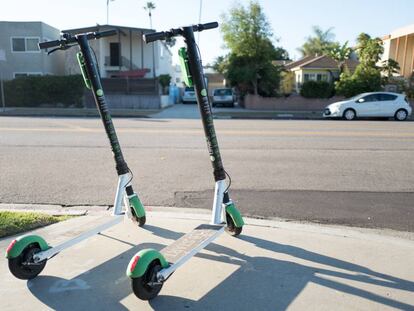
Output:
top-left (182, 87), bottom-right (197, 104)
top-left (323, 92), bottom-right (412, 121)
top-left (212, 88), bottom-right (235, 107)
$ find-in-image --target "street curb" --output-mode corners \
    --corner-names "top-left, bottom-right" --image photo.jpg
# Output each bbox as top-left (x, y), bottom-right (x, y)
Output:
top-left (1, 203), bottom-right (413, 242)
top-left (0, 107), bottom-right (160, 118)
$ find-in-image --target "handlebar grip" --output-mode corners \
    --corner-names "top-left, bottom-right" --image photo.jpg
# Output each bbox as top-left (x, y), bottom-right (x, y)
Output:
top-left (95, 29), bottom-right (117, 39)
top-left (143, 31), bottom-right (168, 43)
top-left (39, 40), bottom-right (62, 49)
top-left (199, 22), bottom-right (219, 31)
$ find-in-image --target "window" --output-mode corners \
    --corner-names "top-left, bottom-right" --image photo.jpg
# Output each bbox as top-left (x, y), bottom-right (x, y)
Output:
top-left (12, 38), bottom-right (25, 51)
top-left (361, 94), bottom-right (380, 102)
top-left (379, 94), bottom-right (397, 101)
top-left (13, 72), bottom-right (42, 78)
top-left (304, 73), bottom-right (324, 82)
top-left (11, 37), bottom-right (40, 52)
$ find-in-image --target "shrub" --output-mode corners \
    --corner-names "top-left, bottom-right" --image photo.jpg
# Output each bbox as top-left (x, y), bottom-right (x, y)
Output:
top-left (335, 66), bottom-right (381, 98)
top-left (158, 74), bottom-right (171, 95)
top-left (300, 81), bottom-right (333, 98)
top-left (4, 75), bottom-right (85, 107)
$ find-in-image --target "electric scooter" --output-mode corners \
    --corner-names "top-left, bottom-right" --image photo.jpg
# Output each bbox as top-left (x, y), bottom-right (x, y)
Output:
top-left (126, 22), bottom-right (244, 300)
top-left (5, 29), bottom-right (147, 280)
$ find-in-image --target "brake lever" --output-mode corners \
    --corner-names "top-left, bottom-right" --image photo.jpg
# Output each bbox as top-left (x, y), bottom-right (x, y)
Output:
top-left (47, 43), bottom-right (76, 55)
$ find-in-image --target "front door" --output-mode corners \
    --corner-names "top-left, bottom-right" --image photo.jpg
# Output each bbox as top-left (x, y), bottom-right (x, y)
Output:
top-left (356, 94), bottom-right (379, 116)
top-left (110, 42), bottom-right (120, 67)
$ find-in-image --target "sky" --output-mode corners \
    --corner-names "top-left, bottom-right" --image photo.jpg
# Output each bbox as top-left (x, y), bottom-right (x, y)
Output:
top-left (0, 0), bottom-right (413, 65)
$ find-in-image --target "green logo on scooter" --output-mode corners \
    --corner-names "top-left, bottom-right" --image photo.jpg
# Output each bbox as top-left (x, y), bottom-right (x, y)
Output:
top-left (96, 89), bottom-right (104, 96)
top-left (201, 89), bottom-right (207, 97)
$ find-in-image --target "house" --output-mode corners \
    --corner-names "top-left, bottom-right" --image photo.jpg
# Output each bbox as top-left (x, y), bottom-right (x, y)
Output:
top-left (62, 24), bottom-right (173, 79)
top-left (0, 21), bottom-right (65, 80)
top-left (285, 55), bottom-right (359, 93)
top-left (381, 24), bottom-right (414, 79)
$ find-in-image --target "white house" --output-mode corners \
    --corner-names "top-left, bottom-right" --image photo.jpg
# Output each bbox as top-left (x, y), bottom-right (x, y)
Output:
top-left (62, 24), bottom-right (174, 79)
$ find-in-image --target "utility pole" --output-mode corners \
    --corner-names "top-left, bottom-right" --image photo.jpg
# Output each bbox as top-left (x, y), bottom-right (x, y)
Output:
top-left (198, 0), bottom-right (203, 45)
top-left (107, 0), bottom-right (115, 24)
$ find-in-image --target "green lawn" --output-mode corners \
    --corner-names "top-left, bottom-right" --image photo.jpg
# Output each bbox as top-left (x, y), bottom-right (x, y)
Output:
top-left (0, 211), bottom-right (70, 238)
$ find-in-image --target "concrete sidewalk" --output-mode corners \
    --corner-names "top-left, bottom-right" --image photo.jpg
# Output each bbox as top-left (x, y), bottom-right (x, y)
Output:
top-left (1, 207), bottom-right (414, 310)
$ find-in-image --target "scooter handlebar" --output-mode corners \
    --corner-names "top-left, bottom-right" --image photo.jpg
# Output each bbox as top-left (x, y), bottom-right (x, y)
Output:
top-left (39, 39), bottom-right (63, 49)
top-left (196, 22), bottom-right (218, 31)
top-left (143, 31), bottom-right (169, 44)
top-left (94, 29), bottom-right (118, 39)
top-left (143, 22), bottom-right (219, 44)
top-left (39, 29), bottom-right (117, 50)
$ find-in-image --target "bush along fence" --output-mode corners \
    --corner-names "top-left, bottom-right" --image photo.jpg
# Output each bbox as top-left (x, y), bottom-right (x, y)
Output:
top-left (3, 75), bottom-right (85, 108)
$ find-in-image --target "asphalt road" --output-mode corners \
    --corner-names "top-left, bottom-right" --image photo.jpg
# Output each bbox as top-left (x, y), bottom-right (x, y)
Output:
top-left (1, 113), bottom-right (413, 231)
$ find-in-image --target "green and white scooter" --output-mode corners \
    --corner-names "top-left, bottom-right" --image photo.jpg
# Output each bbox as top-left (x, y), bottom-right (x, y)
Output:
top-left (126, 22), bottom-right (244, 300)
top-left (5, 29), bottom-right (146, 280)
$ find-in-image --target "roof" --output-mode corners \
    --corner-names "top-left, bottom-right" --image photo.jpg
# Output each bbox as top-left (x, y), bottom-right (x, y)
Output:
top-left (382, 24), bottom-right (414, 40)
top-left (62, 24), bottom-right (154, 35)
top-left (286, 55), bottom-right (359, 71)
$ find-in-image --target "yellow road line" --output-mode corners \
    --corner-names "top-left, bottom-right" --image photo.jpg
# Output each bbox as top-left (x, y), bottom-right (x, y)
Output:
top-left (1, 127), bottom-right (414, 138)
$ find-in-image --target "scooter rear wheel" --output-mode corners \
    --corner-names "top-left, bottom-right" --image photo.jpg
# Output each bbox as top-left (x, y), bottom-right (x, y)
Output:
top-left (132, 260), bottom-right (163, 300)
top-left (8, 244), bottom-right (47, 280)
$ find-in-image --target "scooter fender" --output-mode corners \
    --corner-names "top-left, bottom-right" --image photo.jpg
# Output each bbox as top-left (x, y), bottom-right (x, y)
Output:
top-left (225, 203), bottom-right (245, 228)
top-left (128, 194), bottom-right (146, 218)
top-left (5, 235), bottom-right (50, 259)
top-left (127, 249), bottom-right (169, 278)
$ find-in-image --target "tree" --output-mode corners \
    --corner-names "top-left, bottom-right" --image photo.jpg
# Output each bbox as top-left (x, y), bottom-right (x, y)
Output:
top-left (335, 33), bottom-right (383, 97)
top-left (355, 33), bottom-right (383, 67)
top-left (218, 1), bottom-right (287, 96)
top-left (143, 2), bottom-right (156, 28)
top-left (298, 26), bottom-right (337, 57)
top-left (325, 41), bottom-right (352, 75)
top-left (381, 59), bottom-right (400, 80)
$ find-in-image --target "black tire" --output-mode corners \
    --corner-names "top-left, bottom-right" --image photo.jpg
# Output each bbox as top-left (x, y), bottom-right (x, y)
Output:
top-left (130, 207), bottom-right (146, 227)
top-left (132, 260), bottom-right (163, 300)
top-left (137, 216), bottom-right (146, 227)
top-left (343, 109), bottom-right (356, 120)
top-left (225, 213), bottom-right (242, 237)
top-left (394, 109), bottom-right (408, 121)
top-left (8, 244), bottom-right (47, 280)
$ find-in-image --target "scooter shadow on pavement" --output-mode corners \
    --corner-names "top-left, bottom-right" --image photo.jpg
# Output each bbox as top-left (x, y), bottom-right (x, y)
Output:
top-left (26, 225), bottom-right (414, 310)
top-left (147, 226), bottom-right (414, 311)
top-left (27, 242), bottom-right (163, 311)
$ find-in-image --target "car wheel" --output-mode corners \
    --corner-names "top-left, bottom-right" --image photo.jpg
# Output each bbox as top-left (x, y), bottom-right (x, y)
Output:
top-left (343, 109), bottom-right (356, 120)
top-left (394, 109), bottom-right (408, 121)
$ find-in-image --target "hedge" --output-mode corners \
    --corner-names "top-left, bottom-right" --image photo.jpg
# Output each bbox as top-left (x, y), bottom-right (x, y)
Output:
top-left (300, 81), bottom-right (333, 98)
top-left (4, 75), bottom-right (85, 107)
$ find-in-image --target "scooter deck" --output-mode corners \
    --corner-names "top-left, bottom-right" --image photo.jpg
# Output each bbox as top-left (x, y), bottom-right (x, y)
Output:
top-left (161, 224), bottom-right (224, 264)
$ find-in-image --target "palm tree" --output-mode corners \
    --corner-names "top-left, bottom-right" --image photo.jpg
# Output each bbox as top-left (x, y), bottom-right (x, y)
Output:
top-left (143, 2), bottom-right (156, 78)
top-left (326, 41), bottom-right (352, 75)
top-left (381, 59), bottom-right (400, 79)
top-left (143, 2), bottom-right (156, 29)
top-left (298, 26), bottom-right (336, 57)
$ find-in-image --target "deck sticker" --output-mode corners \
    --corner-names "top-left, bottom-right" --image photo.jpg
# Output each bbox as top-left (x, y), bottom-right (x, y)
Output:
top-left (201, 89), bottom-right (207, 97)
top-left (96, 89), bottom-right (104, 96)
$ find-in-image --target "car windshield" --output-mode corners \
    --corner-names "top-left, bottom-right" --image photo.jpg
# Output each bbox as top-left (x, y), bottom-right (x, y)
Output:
top-left (185, 87), bottom-right (194, 92)
top-left (214, 89), bottom-right (232, 96)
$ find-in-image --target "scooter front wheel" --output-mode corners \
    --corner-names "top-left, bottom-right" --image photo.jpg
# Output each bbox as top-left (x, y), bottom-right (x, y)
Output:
top-left (225, 212), bottom-right (243, 236)
top-left (132, 260), bottom-right (163, 300)
top-left (136, 216), bottom-right (146, 227)
top-left (8, 244), bottom-right (47, 280)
